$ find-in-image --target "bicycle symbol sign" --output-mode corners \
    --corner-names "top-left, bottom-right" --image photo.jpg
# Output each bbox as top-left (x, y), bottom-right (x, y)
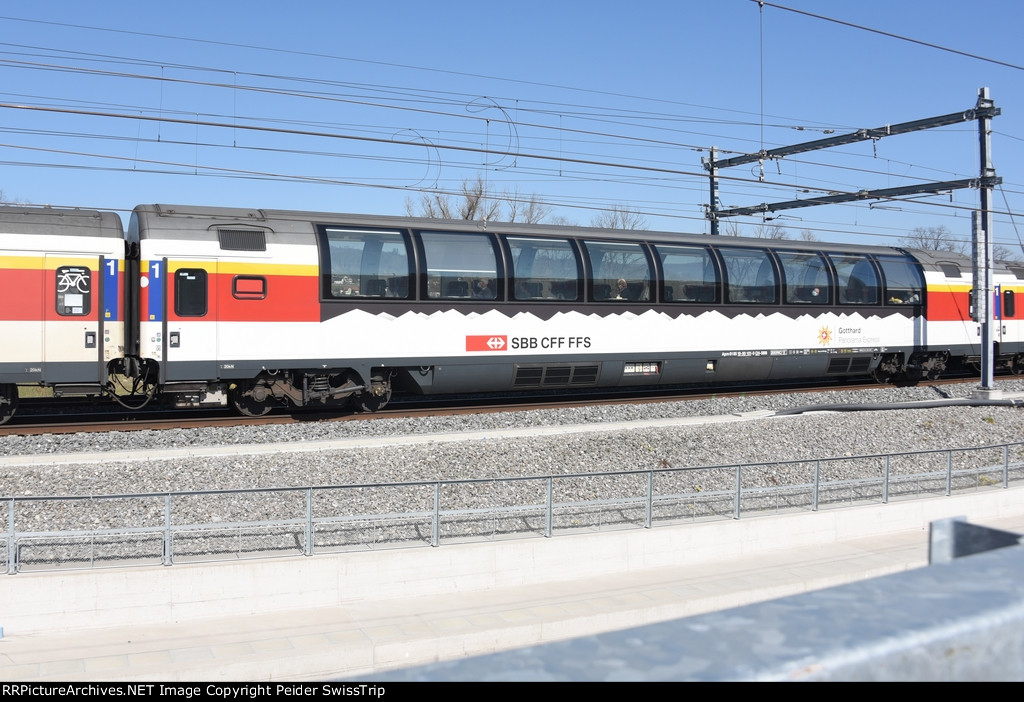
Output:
top-left (57, 267), bottom-right (91, 294)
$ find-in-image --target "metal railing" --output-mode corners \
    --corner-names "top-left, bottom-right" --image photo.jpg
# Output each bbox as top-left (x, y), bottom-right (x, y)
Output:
top-left (4, 441), bottom-right (1023, 574)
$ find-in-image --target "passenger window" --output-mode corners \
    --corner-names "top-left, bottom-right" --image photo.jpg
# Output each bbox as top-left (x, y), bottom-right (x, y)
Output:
top-left (719, 248), bottom-right (777, 304)
top-left (656, 245), bottom-right (718, 303)
top-left (508, 237), bottom-right (580, 301)
top-left (232, 276), bottom-right (267, 300)
top-left (876, 255), bottom-right (924, 305)
top-left (828, 254), bottom-right (880, 305)
top-left (174, 268), bottom-right (208, 317)
top-left (584, 241), bottom-right (651, 301)
top-left (420, 231), bottom-right (500, 300)
top-left (55, 265), bottom-right (92, 316)
top-left (777, 251), bottom-right (831, 304)
top-left (322, 228), bottom-right (411, 299)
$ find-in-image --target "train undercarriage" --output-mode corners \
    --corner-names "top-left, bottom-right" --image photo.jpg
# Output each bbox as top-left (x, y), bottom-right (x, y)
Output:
top-left (224, 370), bottom-right (393, 416)
top-left (106, 347), bottom-right (1024, 418)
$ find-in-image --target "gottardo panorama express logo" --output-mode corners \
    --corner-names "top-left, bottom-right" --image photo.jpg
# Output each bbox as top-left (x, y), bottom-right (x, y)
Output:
top-left (817, 326), bottom-right (833, 345)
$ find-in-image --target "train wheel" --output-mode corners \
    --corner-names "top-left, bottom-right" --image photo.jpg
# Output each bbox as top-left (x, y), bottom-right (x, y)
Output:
top-left (356, 376), bottom-right (392, 412)
top-left (230, 382), bottom-right (274, 417)
top-left (0, 384), bottom-right (18, 425)
top-left (1012, 354), bottom-right (1024, 376)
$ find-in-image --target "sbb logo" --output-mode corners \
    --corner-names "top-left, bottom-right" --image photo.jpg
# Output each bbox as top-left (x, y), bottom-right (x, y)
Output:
top-left (465, 335), bottom-right (507, 352)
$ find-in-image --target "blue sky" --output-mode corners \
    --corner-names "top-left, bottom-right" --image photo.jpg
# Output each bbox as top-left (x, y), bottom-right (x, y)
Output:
top-left (1, 0), bottom-right (1023, 253)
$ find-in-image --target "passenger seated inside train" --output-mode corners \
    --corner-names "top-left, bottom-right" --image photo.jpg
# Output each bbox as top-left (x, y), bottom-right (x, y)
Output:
top-left (472, 278), bottom-right (495, 299)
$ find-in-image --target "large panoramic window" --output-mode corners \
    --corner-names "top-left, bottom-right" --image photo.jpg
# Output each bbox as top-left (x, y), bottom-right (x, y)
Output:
top-left (322, 228), bottom-right (411, 299)
top-left (876, 255), bottom-right (924, 306)
top-left (420, 231), bottom-right (500, 300)
top-left (776, 251), bottom-right (831, 304)
top-left (508, 237), bottom-right (580, 301)
top-left (828, 254), bottom-right (880, 305)
top-left (584, 241), bottom-right (651, 301)
top-left (719, 248), bottom-right (777, 304)
top-left (656, 245), bottom-right (719, 303)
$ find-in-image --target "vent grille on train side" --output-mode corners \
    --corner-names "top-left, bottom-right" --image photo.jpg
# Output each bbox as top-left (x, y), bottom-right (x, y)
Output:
top-left (827, 356), bottom-right (872, 374)
top-left (218, 229), bottom-right (267, 251)
top-left (513, 364), bottom-right (600, 388)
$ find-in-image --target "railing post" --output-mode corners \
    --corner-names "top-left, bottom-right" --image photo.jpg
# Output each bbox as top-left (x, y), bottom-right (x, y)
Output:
top-left (946, 451), bottom-right (953, 496)
top-left (883, 455), bottom-right (890, 504)
top-left (304, 488), bottom-right (313, 557)
top-left (645, 471), bottom-right (653, 529)
top-left (813, 461), bottom-right (820, 512)
top-left (162, 494), bottom-right (172, 566)
top-left (545, 478), bottom-right (553, 538)
top-left (431, 483), bottom-right (440, 548)
top-left (1004, 445), bottom-right (1010, 489)
top-left (7, 498), bottom-right (15, 575)
top-left (734, 466), bottom-right (741, 520)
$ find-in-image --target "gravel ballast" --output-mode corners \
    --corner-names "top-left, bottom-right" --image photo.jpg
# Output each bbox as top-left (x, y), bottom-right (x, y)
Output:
top-left (2, 380), bottom-right (1023, 498)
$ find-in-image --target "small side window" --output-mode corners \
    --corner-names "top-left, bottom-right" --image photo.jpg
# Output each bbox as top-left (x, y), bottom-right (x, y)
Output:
top-left (233, 275), bottom-right (267, 300)
top-left (1004, 289), bottom-right (1016, 318)
top-left (56, 265), bottom-right (92, 316)
top-left (174, 268), bottom-right (208, 317)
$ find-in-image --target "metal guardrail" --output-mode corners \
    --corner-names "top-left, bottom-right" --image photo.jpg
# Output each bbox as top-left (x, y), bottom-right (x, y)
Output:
top-left (3, 441), bottom-right (1023, 574)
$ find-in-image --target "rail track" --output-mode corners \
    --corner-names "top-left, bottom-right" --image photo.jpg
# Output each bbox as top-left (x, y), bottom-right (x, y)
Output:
top-left (0, 371), bottom-right (996, 436)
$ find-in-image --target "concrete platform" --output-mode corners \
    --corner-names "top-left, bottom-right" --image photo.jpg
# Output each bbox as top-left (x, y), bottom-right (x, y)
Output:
top-left (1, 488), bottom-right (1023, 682)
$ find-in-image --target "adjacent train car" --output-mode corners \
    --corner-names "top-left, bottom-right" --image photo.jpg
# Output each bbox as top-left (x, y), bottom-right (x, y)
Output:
top-left (127, 204), bottom-right (1023, 417)
top-left (0, 207), bottom-right (128, 423)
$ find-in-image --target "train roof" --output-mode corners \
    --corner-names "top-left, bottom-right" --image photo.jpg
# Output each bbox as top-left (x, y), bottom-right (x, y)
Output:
top-left (0, 205), bottom-right (124, 238)
top-left (132, 203), bottom-right (914, 256)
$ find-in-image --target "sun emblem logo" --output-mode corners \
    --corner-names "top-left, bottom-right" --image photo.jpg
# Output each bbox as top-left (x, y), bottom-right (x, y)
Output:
top-left (817, 326), bottom-right (833, 345)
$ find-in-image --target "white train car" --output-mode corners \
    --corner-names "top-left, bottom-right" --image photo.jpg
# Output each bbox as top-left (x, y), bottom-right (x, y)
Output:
top-left (0, 202), bottom-right (1019, 425)
top-left (129, 204), bottom-right (995, 416)
top-left (0, 206), bottom-right (127, 422)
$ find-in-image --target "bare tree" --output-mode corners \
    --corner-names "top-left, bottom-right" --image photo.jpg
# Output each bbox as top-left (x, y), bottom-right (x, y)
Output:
top-left (995, 244), bottom-right (1023, 262)
top-left (900, 225), bottom-right (968, 255)
top-left (406, 175), bottom-right (548, 223)
top-left (590, 205), bottom-right (648, 230)
top-left (455, 175), bottom-right (500, 221)
top-left (718, 221), bottom-right (787, 239)
top-left (405, 191), bottom-right (455, 219)
top-left (720, 220), bottom-right (744, 237)
top-left (0, 190), bottom-right (26, 206)
top-left (799, 228), bottom-right (819, 242)
top-left (752, 222), bottom-right (788, 240)
top-left (500, 187), bottom-right (551, 224)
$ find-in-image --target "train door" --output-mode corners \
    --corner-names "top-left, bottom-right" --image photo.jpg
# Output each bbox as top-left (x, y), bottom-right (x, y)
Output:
top-left (43, 254), bottom-right (105, 384)
top-left (163, 261), bottom-right (219, 382)
top-left (993, 284), bottom-right (1005, 346)
top-left (994, 282), bottom-right (1022, 354)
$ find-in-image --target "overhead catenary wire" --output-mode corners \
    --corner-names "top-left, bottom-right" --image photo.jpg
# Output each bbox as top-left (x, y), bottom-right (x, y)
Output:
top-left (0, 11), bottom-right (1020, 247)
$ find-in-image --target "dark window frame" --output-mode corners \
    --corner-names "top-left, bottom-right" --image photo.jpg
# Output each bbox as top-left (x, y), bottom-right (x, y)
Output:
top-left (174, 268), bottom-right (208, 317)
top-left (232, 275), bottom-right (267, 300)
